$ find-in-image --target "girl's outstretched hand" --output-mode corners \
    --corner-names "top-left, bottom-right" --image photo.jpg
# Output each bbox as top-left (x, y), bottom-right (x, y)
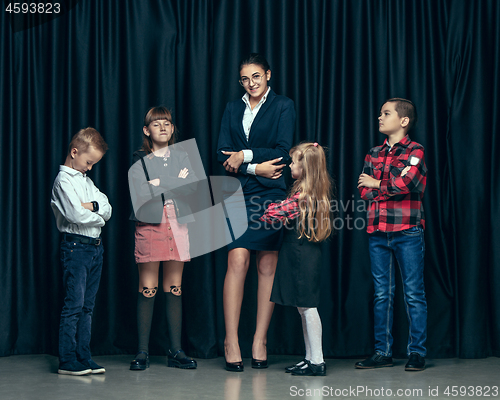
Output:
top-left (255, 157), bottom-right (285, 179)
top-left (178, 168), bottom-right (189, 179)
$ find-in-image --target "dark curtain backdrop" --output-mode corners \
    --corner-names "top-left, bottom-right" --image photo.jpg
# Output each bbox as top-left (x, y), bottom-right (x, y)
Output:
top-left (1, 0), bottom-right (499, 360)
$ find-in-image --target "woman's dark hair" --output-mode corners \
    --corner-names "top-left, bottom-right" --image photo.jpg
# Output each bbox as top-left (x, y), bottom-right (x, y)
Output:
top-left (239, 53), bottom-right (271, 73)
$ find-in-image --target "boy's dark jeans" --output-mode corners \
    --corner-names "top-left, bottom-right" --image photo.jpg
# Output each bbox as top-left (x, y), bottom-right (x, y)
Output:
top-left (368, 226), bottom-right (427, 357)
top-left (59, 238), bottom-right (103, 365)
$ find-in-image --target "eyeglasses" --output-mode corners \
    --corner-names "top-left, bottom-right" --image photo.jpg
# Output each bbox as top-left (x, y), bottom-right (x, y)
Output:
top-left (239, 73), bottom-right (266, 87)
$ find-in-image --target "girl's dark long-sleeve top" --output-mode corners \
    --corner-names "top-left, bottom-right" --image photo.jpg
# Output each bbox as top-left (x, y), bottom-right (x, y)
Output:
top-left (128, 146), bottom-right (198, 224)
top-left (216, 89), bottom-right (296, 190)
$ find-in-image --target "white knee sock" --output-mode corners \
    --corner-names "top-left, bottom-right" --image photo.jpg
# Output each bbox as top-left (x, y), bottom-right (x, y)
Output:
top-left (298, 307), bottom-right (324, 365)
top-left (298, 308), bottom-right (311, 361)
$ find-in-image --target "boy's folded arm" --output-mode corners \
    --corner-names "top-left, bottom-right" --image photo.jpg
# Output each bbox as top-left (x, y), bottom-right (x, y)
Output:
top-left (90, 181), bottom-right (112, 221)
top-left (55, 181), bottom-right (105, 227)
top-left (358, 158), bottom-right (391, 202)
top-left (379, 149), bottom-right (426, 196)
top-left (359, 186), bottom-right (390, 202)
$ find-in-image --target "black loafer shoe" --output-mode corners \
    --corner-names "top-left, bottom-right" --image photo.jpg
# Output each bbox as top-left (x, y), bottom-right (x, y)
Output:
top-left (130, 352), bottom-right (149, 371)
top-left (405, 353), bottom-right (425, 371)
top-left (355, 353), bottom-right (393, 369)
top-left (285, 359), bottom-right (307, 373)
top-left (251, 358), bottom-right (268, 369)
top-left (291, 361), bottom-right (326, 376)
top-left (168, 349), bottom-right (197, 369)
top-left (225, 360), bottom-right (244, 372)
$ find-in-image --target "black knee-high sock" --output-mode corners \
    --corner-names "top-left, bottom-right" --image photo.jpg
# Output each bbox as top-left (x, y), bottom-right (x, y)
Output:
top-left (164, 292), bottom-right (182, 352)
top-left (136, 293), bottom-right (155, 358)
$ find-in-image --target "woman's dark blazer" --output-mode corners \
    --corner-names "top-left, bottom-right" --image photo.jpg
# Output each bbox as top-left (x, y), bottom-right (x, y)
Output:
top-left (128, 146), bottom-right (197, 224)
top-left (216, 89), bottom-right (296, 190)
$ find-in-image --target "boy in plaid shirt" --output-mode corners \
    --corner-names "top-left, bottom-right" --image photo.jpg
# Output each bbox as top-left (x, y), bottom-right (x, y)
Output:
top-left (356, 98), bottom-right (427, 371)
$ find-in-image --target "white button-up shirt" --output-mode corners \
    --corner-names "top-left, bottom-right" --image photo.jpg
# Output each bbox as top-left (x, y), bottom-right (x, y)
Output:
top-left (51, 165), bottom-right (112, 238)
top-left (240, 87), bottom-right (271, 175)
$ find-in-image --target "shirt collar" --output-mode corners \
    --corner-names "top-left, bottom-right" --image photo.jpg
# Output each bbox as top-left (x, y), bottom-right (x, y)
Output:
top-left (383, 135), bottom-right (411, 149)
top-left (60, 165), bottom-right (85, 177)
top-left (242, 87), bottom-right (271, 108)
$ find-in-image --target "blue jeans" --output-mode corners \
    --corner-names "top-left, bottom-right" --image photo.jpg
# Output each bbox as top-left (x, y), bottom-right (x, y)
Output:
top-left (369, 226), bottom-right (427, 357)
top-left (59, 238), bottom-right (103, 365)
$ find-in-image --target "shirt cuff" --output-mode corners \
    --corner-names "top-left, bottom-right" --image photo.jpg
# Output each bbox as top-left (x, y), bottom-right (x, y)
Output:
top-left (379, 179), bottom-right (388, 194)
top-left (242, 149), bottom-right (253, 163)
top-left (247, 164), bottom-right (257, 175)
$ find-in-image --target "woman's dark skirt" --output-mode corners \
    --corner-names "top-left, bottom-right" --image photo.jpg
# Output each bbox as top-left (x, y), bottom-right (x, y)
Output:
top-left (227, 179), bottom-right (286, 252)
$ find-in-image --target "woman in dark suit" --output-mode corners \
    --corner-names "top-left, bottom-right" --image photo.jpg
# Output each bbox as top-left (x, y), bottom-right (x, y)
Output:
top-left (216, 53), bottom-right (296, 371)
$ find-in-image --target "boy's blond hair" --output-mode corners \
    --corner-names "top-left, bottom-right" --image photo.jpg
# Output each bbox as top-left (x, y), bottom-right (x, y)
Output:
top-left (68, 127), bottom-right (108, 154)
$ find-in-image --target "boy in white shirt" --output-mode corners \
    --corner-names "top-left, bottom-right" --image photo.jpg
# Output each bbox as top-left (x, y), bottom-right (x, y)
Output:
top-left (51, 127), bottom-right (112, 375)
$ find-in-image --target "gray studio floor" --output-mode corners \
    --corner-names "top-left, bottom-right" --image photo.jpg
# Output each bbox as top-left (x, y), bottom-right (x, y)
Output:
top-left (0, 354), bottom-right (498, 400)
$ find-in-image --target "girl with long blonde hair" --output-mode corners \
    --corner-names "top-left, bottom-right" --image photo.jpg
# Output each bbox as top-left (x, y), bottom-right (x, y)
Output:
top-left (261, 142), bottom-right (334, 376)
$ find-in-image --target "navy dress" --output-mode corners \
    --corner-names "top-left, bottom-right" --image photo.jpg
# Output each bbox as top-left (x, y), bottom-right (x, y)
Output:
top-left (217, 89), bottom-right (296, 251)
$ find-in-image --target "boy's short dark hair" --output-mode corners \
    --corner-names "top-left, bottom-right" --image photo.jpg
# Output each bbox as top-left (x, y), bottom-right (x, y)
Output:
top-left (68, 127), bottom-right (108, 154)
top-left (385, 98), bottom-right (418, 132)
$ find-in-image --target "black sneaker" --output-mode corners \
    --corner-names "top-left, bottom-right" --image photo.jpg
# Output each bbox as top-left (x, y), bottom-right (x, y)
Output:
top-left (355, 353), bottom-right (393, 369)
top-left (58, 361), bottom-right (92, 375)
top-left (81, 359), bottom-right (106, 374)
top-left (405, 353), bottom-right (425, 371)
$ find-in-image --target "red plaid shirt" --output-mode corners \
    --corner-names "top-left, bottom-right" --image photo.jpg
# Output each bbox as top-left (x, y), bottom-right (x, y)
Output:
top-left (359, 136), bottom-right (427, 233)
top-left (260, 192), bottom-right (300, 223)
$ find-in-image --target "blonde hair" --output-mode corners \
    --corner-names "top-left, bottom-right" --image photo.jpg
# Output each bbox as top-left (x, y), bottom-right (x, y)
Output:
top-left (141, 106), bottom-right (177, 153)
top-left (289, 142), bottom-right (333, 242)
top-left (68, 127), bottom-right (108, 154)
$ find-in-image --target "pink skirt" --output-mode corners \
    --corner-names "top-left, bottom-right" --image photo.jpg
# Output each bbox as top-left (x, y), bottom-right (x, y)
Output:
top-left (134, 204), bottom-right (190, 263)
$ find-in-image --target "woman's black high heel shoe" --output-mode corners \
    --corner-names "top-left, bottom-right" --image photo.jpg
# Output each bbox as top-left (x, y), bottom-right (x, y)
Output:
top-left (130, 351), bottom-right (149, 371)
top-left (251, 358), bottom-right (268, 369)
top-left (252, 344), bottom-right (268, 368)
top-left (224, 343), bottom-right (244, 371)
top-left (225, 360), bottom-right (244, 372)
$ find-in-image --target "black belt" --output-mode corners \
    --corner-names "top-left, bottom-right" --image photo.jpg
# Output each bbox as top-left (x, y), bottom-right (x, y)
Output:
top-left (63, 233), bottom-right (101, 246)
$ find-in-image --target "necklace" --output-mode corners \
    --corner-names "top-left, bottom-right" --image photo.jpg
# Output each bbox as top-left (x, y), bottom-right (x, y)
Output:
top-left (154, 147), bottom-right (170, 166)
